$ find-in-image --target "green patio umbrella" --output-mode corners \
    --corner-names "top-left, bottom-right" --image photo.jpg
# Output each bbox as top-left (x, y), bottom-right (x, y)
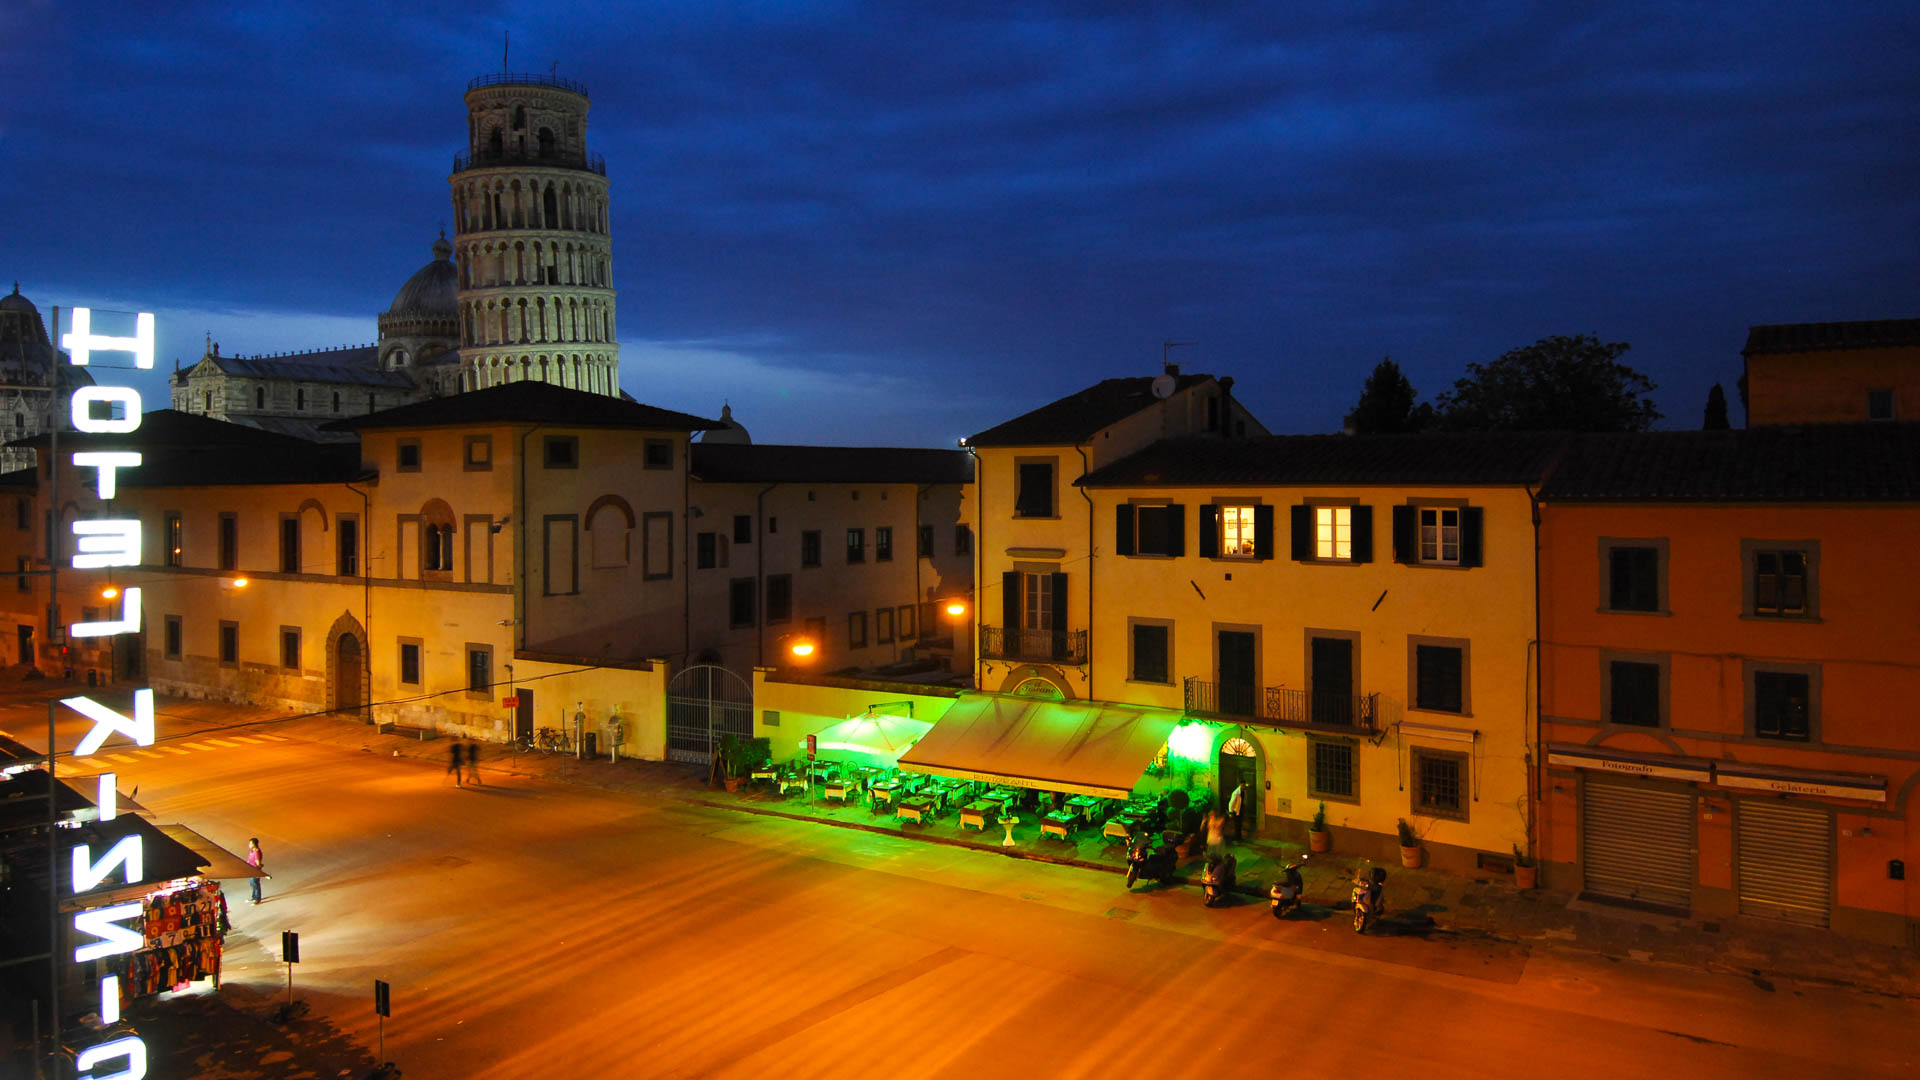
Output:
top-left (805, 711), bottom-right (934, 768)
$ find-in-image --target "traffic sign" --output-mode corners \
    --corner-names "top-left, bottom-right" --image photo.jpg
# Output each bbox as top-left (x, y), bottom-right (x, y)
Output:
top-left (502, 696), bottom-right (520, 708)
top-left (807, 734), bottom-right (817, 760)
top-left (374, 979), bottom-right (391, 1017)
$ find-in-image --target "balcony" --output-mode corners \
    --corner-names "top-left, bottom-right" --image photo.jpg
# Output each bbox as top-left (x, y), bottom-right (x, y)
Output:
top-left (453, 147), bottom-right (607, 176)
top-left (979, 626), bottom-right (1088, 665)
top-left (1183, 678), bottom-right (1380, 736)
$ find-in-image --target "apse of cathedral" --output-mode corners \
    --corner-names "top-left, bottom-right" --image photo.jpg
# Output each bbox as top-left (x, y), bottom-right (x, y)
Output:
top-left (165, 72), bottom-right (624, 443)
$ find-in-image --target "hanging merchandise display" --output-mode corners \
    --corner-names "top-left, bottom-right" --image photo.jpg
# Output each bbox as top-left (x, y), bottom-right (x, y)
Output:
top-left (107, 880), bottom-right (230, 1002)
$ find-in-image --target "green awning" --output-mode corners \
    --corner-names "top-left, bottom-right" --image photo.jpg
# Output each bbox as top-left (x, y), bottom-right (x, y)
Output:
top-left (896, 694), bottom-right (1181, 799)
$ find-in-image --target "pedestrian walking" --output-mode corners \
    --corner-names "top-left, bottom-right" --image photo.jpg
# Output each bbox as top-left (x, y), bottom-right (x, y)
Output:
top-left (1206, 807), bottom-right (1226, 860)
top-left (246, 837), bottom-right (271, 904)
top-left (1227, 782), bottom-right (1246, 841)
top-left (465, 740), bottom-right (483, 785)
top-left (447, 740), bottom-right (464, 787)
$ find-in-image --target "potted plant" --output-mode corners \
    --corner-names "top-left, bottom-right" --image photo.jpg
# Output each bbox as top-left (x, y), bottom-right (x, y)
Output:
top-left (1397, 818), bottom-right (1423, 868)
top-left (1512, 844), bottom-right (1537, 890)
top-left (1308, 802), bottom-right (1331, 853)
top-left (715, 733), bottom-right (748, 793)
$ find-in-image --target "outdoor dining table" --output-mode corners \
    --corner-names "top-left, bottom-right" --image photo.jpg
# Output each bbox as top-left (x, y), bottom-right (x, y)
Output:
top-left (807, 763), bottom-right (839, 783)
top-left (869, 781), bottom-right (900, 809)
top-left (1103, 813), bottom-right (1143, 842)
top-left (749, 765), bottom-right (780, 785)
top-left (777, 774), bottom-right (808, 796)
top-left (823, 778), bottom-right (858, 803)
top-left (958, 798), bottom-right (1002, 831)
top-left (896, 797), bottom-right (936, 825)
top-left (1041, 811), bottom-right (1080, 841)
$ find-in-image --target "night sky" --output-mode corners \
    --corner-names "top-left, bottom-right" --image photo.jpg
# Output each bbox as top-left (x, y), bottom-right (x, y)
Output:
top-left (6, 4), bottom-right (1916, 446)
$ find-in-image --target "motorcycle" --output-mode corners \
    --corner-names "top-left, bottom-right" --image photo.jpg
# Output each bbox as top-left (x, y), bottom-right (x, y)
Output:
top-left (1202, 852), bottom-right (1237, 907)
top-left (1125, 836), bottom-right (1179, 889)
top-left (1351, 867), bottom-right (1386, 933)
top-left (1269, 856), bottom-right (1307, 918)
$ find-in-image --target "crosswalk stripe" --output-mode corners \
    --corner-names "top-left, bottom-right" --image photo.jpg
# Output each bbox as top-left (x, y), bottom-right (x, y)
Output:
top-left (132, 750), bottom-right (161, 758)
top-left (101, 754), bottom-right (139, 764)
top-left (205, 739), bottom-right (241, 748)
top-left (255, 734), bottom-right (287, 742)
top-left (228, 736), bottom-right (261, 744)
top-left (183, 742), bottom-right (216, 751)
top-left (160, 747), bottom-right (190, 756)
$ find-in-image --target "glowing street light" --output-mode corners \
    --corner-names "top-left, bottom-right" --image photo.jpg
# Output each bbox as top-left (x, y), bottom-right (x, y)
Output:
top-left (943, 599), bottom-right (968, 618)
top-left (100, 586), bottom-right (119, 600)
top-left (789, 638), bottom-right (817, 659)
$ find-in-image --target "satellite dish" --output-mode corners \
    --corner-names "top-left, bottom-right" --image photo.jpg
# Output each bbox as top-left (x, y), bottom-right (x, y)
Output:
top-left (1151, 374), bottom-right (1177, 399)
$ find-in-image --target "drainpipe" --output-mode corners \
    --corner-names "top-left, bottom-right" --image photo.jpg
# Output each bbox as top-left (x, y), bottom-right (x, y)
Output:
top-left (967, 444), bottom-right (980, 683)
top-left (515, 424), bottom-right (546, 656)
top-left (755, 481), bottom-right (778, 667)
top-left (1075, 443), bottom-right (1094, 696)
top-left (1527, 482), bottom-right (1542, 861)
top-left (345, 479), bottom-right (372, 721)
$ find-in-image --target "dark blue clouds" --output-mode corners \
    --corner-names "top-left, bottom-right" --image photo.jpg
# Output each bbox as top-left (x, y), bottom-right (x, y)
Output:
top-left (5, 3), bottom-right (1915, 443)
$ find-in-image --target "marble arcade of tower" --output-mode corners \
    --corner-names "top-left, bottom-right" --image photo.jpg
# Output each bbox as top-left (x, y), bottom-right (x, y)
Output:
top-left (450, 73), bottom-right (621, 397)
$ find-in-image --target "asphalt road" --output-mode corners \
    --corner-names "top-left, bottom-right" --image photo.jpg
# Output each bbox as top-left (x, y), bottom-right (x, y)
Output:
top-left (11, 697), bottom-right (1919, 1079)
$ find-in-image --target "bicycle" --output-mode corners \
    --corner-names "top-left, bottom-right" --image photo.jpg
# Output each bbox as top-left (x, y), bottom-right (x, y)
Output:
top-left (534, 726), bottom-right (574, 754)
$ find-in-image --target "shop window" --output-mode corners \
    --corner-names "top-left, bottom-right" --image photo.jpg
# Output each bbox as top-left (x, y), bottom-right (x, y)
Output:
top-left (1130, 621), bottom-right (1170, 684)
top-left (1014, 460), bottom-right (1055, 518)
top-left (766, 575), bottom-right (792, 624)
top-left (1308, 738), bottom-right (1357, 802)
top-left (1744, 541), bottom-right (1817, 619)
top-left (1601, 539), bottom-right (1666, 613)
top-left (729, 577), bottom-right (756, 629)
top-left (1410, 638), bottom-right (1468, 714)
top-left (875, 526), bottom-right (892, 562)
top-left (800, 530), bottom-right (821, 568)
top-left (1114, 502), bottom-right (1185, 558)
top-left (1411, 748), bottom-right (1467, 821)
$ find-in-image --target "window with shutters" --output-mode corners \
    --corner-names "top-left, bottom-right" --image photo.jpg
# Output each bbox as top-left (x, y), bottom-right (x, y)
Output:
top-left (1289, 503), bottom-right (1370, 564)
top-left (1743, 540), bottom-right (1817, 619)
top-left (1014, 459), bottom-right (1056, 518)
top-left (696, 532), bottom-right (723, 570)
top-left (1129, 620), bottom-right (1171, 684)
top-left (846, 528), bottom-right (865, 564)
top-left (1600, 538), bottom-right (1666, 613)
top-left (800, 530), bottom-right (821, 568)
top-left (1314, 507), bottom-right (1351, 561)
top-left (875, 526), bottom-right (893, 562)
top-left (1603, 653), bottom-right (1666, 727)
top-left (1308, 737), bottom-right (1358, 802)
top-left (1023, 573), bottom-right (1052, 631)
top-left (1391, 504), bottom-right (1481, 567)
top-left (1410, 636), bottom-right (1468, 715)
top-left (1748, 661), bottom-right (1818, 741)
top-left (1116, 502), bottom-right (1185, 558)
top-left (1411, 748), bottom-right (1467, 821)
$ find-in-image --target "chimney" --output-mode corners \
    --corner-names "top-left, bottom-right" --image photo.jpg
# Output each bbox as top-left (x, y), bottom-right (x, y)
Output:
top-left (1164, 362), bottom-right (1180, 377)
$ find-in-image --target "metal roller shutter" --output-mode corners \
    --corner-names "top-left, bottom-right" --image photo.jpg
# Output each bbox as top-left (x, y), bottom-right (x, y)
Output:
top-left (1581, 778), bottom-right (1694, 908)
top-left (1736, 800), bottom-right (1832, 927)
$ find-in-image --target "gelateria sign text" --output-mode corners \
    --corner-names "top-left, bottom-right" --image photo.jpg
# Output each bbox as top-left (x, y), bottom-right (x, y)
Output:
top-left (58, 306), bottom-right (155, 1080)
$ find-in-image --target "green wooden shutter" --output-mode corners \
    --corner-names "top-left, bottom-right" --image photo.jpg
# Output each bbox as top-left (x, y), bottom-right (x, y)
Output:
top-left (1166, 504), bottom-right (1185, 557)
top-left (1198, 505), bottom-right (1219, 558)
top-left (1254, 505), bottom-right (1275, 560)
top-left (1460, 507), bottom-right (1484, 567)
top-left (1290, 504), bottom-right (1311, 561)
top-left (1114, 504), bottom-right (1134, 556)
top-left (1002, 570), bottom-right (1020, 631)
top-left (1392, 506), bottom-right (1415, 564)
top-left (1351, 505), bottom-right (1373, 563)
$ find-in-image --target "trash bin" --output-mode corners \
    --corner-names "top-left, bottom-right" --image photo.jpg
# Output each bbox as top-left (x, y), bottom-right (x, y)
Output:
top-left (583, 730), bottom-right (598, 757)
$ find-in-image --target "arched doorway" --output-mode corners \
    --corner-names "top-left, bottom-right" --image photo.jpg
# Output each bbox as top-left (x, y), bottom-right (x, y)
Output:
top-left (665, 664), bottom-right (752, 764)
top-left (334, 635), bottom-right (363, 715)
top-left (1218, 735), bottom-right (1261, 833)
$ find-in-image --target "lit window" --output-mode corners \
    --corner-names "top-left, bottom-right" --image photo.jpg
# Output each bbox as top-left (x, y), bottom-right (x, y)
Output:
top-left (1219, 505), bottom-right (1257, 558)
top-left (1419, 508), bottom-right (1459, 564)
top-left (1315, 507), bottom-right (1352, 561)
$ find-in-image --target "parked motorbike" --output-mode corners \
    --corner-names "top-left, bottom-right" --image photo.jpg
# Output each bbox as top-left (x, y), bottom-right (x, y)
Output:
top-left (1269, 856), bottom-right (1307, 918)
top-left (1351, 867), bottom-right (1386, 933)
top-left (1125, 836), bottom-right (1179, 889)
top-left (1202, 852), bottom-right (1238, 907)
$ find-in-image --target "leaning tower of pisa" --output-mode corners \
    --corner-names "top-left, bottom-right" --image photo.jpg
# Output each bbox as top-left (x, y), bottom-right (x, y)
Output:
top-left (449, 73), bottom-right (620, 396)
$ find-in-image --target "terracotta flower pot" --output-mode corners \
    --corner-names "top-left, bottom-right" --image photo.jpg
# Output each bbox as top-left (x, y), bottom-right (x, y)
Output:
top-left (1514, 862), bottom-right (1537, 889)
top-left (723, 776), bottom-right (742, 793)
top-left (1399, 844), bottom-right (1423, 869)
top-left (1308, 828), bottom-right (1331, 853)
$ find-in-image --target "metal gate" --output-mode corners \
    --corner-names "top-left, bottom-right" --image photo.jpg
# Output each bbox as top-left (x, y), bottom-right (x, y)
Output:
top-left (1737, 800), bottom-right (1832, 926)
top-left (665, 664), bottom-right (752, 764)
top-left (1581, 777), bottom-right (1694, 909)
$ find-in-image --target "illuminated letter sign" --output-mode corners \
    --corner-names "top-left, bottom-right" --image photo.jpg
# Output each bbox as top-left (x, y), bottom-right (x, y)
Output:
top-left (59, 308), bottom-right (152, 1078)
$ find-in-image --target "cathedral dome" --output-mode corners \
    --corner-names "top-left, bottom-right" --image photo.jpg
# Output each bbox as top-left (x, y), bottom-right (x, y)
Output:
top-left (387, 235), bottom-right (458, 319)
top-left (700, 403), bottom-right (752, 444)
top-left (0, 282), bottom-right (38, 315)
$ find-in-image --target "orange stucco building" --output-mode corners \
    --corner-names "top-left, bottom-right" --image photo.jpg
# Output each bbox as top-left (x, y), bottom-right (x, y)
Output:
top-left (1744, 318), bottom-right (1919, 426)
top-left (1535, 424), bottom-right (1920, 945)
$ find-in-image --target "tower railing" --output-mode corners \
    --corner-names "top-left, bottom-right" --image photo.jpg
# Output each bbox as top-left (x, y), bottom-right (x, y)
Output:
top-left (467, 72), bottom-right (591, 96)
top-left (454, 148), bottom-right (606, 176)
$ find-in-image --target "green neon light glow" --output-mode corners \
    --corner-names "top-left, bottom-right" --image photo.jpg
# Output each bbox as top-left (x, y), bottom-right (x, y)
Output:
top-left (1167, 722), bottom-right (1212, 764)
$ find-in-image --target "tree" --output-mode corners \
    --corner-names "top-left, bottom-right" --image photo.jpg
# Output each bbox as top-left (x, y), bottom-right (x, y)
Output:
top-left (1434, 334), bottom-right (1661, 432)
top-left (1703, 383), bottom-right (1730, 430)
top-left (1343, 357), bottom-right (1434, 434)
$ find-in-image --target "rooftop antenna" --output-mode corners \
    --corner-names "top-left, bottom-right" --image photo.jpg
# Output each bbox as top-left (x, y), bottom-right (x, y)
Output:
top-left (503, 30), bottom-right (510, 72)
top-left (1162, 340), bottom-right (1197, 374)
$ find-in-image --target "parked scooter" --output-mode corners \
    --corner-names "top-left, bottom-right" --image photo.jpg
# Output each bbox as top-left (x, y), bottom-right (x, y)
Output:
top-left (1125, 835), bottom-right (1179, 889)
top-left (1350, 866), bottom-right (1386, 933)
top-left (1202, 852), bottom-right (1238, 907)
top-left (1269, 855), bottom-right (1307, 918)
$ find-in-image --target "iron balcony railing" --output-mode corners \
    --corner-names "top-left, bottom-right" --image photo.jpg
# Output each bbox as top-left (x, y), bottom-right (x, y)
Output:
top-left (979, 626), bottom-right (1089, 665)
top-left (1183, 678), bottom-right (1380, 735)
top-left (468, 72), bottom-right (592, 96)
top-left (453, 148), bottom-right (607, 176)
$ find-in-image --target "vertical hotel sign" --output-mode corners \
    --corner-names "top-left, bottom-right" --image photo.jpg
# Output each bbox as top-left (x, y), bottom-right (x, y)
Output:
top-left (57, 307), bottom-right (154, 1080)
